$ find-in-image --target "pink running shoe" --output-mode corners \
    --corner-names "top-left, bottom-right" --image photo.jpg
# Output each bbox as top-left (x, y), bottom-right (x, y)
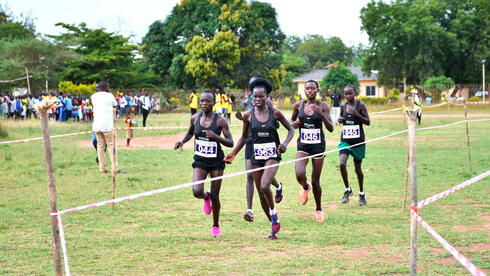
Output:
top-left (268, 231), bottom-right (277, 240)
top-left (203, 190), bottom-right (212, 215)
top-left (212, 226), bottom-right (220, 237)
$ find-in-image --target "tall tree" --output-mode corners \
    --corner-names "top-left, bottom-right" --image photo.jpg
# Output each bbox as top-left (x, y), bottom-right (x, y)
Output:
top-left (50, 23), bottom-right (138, 88)
top-left (297, 35), bottom-right (353, 69)
top-left (320, 63), bottom-right (359, 91)
top-left (361, 0), bottom-right (489, 86)
top-left (142, 0), bottom-right (285, 90)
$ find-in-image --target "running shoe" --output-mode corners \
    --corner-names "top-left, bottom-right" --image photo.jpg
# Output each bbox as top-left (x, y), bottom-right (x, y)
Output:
top-left (275, 182), bottom-right (283, 203)
top-left (315, 210), bottom-right (325, 222)
top-left (359, 194), bottom-right (367, 206)
top-left (341, 188), bottom-right (353, 204)
top-left (299, 183), bottom-right (311, 205)
top-left (268, 231), bottom-right (277, 240)
top-left (271, 214), bottom-right (280, 234)
top-left (243, 210), bottom-right (254, 222)
top-left (212, 226), bottom-right (220, 237)
top-left (203, 190), bottom-right (212, 215)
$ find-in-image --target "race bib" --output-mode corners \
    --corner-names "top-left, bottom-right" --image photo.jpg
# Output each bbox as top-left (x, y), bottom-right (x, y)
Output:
top-left (195, 139), bottom-right (217, 158)
top-left (253, 142), bottom-right (277, 160)
top-left (342, 125), bottom-right (360, 139)
top-left (300, 128), bottom-right (321, 144)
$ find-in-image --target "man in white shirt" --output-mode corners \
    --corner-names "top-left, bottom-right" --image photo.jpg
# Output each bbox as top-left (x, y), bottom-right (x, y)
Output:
top-left (91, 81), bottom-right (119, 173)
top-left (140, 88), bottom-right (151, 127)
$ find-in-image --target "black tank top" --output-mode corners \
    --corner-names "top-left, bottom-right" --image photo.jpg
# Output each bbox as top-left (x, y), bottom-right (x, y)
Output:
top-left (193, 113), bottom-right (224, 163)
top-left (250, 106), bottom-right (280, 161)
top-left (340, 100), bottom-right (365, 145)
top-left (297, 100), bottom-right (325, 148)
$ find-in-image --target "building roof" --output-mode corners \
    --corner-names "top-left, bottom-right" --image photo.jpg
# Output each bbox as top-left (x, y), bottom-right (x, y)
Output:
top-left (293, 66), bottom-right (377, 83)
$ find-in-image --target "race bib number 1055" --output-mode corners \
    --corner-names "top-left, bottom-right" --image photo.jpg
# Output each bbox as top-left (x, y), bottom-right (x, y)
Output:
top-left (253, 142), bottom-right (277, 160)
top-left (195, 140), bottom-right (217, 158)
top-left (342, 125), bottom-right (360, 139)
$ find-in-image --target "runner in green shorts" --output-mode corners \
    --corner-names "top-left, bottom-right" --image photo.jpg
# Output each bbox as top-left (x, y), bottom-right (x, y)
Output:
top-left (337, 85), bottom-right (370, 206)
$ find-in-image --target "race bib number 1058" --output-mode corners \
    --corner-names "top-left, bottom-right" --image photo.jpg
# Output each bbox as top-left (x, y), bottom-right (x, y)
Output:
top-left (195, 140), bottom-right (217, 158)
top-left (253, 142), bottom-right (277, 160)
top-left (342, 125), bottom-right (360, 139)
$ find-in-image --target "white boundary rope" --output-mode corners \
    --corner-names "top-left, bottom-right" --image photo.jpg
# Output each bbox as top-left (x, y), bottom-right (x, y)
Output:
top-left (370, 102), bottom-right (448, 115)
top-left (0, 124), bottom-right (241, 145)
top-left (56, 213), bottom-right (71, 276)
top-left (417, 170), bottom-right (490, 208)
top-left (411, 209), bottom-right (487, 276)
top-left (50, 118), bottom-right (490, 216)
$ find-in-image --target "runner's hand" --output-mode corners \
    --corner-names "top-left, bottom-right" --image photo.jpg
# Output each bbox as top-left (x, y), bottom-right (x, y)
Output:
top-left (277, 143), bottom-right (286, 154)
top-left (292, 120), bottom-right (301, 129)
top-left (338, 116), bottom-right (345, 124)
top-left (204, 130), bottom-right (218, 140)
top-left (224, 153), bottom-right (235, 164)
top-left (346, 105), bottom-right (355, 115)
top-left (174, 141), bottom-right (183, 150)
top-left (235, 110), bottom-right (243, 121)
top-left (310, 104), bottom-right (322, 114)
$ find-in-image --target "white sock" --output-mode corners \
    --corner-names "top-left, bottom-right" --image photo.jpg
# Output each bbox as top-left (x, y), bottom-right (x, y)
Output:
top-left (248, 209), bottom-right (253, 214)
top-left (346, 187), bottom-right (352, 192)
top-left (277, 182), bottom-right (282, 190)
top-left (359, 191), bottom-right (365, 195)
top-left (269, 208), bottom-right (277, 216)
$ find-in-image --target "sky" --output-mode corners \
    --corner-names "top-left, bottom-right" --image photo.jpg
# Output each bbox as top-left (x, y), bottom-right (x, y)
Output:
top-left (4, 0), bottom-right (372, 46)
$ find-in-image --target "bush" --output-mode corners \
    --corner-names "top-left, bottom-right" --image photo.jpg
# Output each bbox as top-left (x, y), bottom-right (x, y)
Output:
top-left (0, 121), bottom-right (7, 138)
top-left (358, 96), bottom-right (388, 105)
top-left (469, 96), bottom-right (480, 102)
top-left (170, 96), bottom-right (181, 105)
top-left (389, 89), bottom-right (400, 102)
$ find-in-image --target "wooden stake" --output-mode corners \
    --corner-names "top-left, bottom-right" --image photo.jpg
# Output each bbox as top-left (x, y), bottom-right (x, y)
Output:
top-left (403, 149), bottom-right (409, 212)
top-left (25, 67), bottom-right (31, 95)
top-left (406, 109), bottom-right (418, 276)
top-left (463, 99), bottom-right (472, 173)
top-left (40, 110), bottom-right (63, 276)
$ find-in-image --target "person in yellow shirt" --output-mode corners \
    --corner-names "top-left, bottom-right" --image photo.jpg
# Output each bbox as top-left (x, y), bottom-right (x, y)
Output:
top-left (214, 89), bottom-right (222, 115)
top-left (226, 92), bottom-right (232, 122)
top-left (189, 89), bottom-right (198, 115)
top-left (221, 92), bottom-right (228, 118)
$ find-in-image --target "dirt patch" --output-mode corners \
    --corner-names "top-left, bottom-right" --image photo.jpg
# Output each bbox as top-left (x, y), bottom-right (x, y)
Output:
top-left (76, 132), bottom-right (340, 150)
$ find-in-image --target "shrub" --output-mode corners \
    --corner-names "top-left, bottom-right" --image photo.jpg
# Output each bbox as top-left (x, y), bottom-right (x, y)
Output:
top-left (358, 96), bottom-right (388, 105)
top-left (469, 96), bottom-right (480, 102)
top-left (170, 97), bottom-right (181, 105)
top-left (389, 89), bottom-right (400, 101)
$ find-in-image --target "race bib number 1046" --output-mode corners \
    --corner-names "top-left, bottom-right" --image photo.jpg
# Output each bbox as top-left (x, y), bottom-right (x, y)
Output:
top-left (253, 142), bottom-right (277, 160)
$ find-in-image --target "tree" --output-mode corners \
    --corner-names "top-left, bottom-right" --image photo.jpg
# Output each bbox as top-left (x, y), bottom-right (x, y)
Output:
top-left (297, 35), bottom-right (353, 69)
top-left (423, 76), bottom-right (455, 102)
top-left (360, 0), bottom-right (489, 86)
top-left (320, 63), bottom-right (359, 91)
top-left (50, 23), bottom-right (139, 88)
top-left (142, 0), bottom-right (285, 90)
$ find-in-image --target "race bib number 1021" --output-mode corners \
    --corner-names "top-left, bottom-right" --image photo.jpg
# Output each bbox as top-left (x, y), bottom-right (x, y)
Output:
top-left (342, 125), bottom-right (360, 139)
top-left (253, 142), bottom-right (277, 160)
top-left (195, 140), bottom-right (217, 158)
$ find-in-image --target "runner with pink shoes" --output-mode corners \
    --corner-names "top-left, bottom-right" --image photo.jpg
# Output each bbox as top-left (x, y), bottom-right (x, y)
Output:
top-left (174, 91), bottom-right (234, 237)
top-left (225, 78), bottom-right (294, 240)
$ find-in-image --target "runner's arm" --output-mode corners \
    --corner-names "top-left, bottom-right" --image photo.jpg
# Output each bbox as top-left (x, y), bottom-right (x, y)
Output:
top-left (353, 102), bottom-right (370, 126)
top-left (215, 117), bottom-right (234, 148)
top-left (174, 115), bottom-right (197, 149)
top-left (320, 102), bottom-right (334, 132)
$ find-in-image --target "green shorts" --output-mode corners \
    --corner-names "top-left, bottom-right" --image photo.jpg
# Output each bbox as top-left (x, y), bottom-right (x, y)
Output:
top-left (338, 141), bottom-right (365, 161)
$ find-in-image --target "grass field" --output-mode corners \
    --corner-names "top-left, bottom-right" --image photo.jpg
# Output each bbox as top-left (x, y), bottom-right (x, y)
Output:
top-left (0, 104), bottom-right (489, 275)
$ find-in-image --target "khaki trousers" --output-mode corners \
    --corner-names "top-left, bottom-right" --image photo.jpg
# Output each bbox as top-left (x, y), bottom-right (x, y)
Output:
top-left (95, 131), bottom-right (118, 172)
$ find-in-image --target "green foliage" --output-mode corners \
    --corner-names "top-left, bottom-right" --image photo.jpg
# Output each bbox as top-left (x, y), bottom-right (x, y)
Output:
top-left (184, 30), bottom-right (241, 88)
top-left (50, 23), bottom-right (139, 88)
top-left (297, 35), bottom-right (353, 69)
top-left (358, 96), bottom-right (388, 105)
top-left (142, 0), bottom-right (285, 90)
top-left (468, 96), bottom-right (480, 102)
top-left (423, 76), bottom-right (455, 102)
top-left (360, 0), bottom-right (490, 86)
top-left (389, 88), bottom-right (401, 101)
top-left (320, 63), bottom-right (359, 91)
top-left (58, 81), bottom-right (95, 96)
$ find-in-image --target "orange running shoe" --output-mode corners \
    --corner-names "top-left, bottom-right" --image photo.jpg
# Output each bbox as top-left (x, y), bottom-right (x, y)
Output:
top-left (315, 210), bottom-right (325, 222)
top-left (299, 183), bottom-right (311, 205)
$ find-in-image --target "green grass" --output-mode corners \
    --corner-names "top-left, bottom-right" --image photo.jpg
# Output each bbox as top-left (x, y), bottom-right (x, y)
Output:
top-left (0, 108), bottom-right (489, 275)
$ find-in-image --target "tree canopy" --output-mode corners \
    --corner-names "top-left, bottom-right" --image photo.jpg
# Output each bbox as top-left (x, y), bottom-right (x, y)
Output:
top-left (320, 63), bottom-right (359, 91)
top-left (142, 0), bottom-right (285, 90)
top-left (361, 0), bottom-right (489, 87)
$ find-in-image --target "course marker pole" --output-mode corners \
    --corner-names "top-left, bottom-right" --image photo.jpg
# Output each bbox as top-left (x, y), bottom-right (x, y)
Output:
top-left (406, 108), bottom-right (418, 276)
top-left (57, 213), bottom-right (71, 276)
top-left (40, 110), bottom-right (63, 276)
